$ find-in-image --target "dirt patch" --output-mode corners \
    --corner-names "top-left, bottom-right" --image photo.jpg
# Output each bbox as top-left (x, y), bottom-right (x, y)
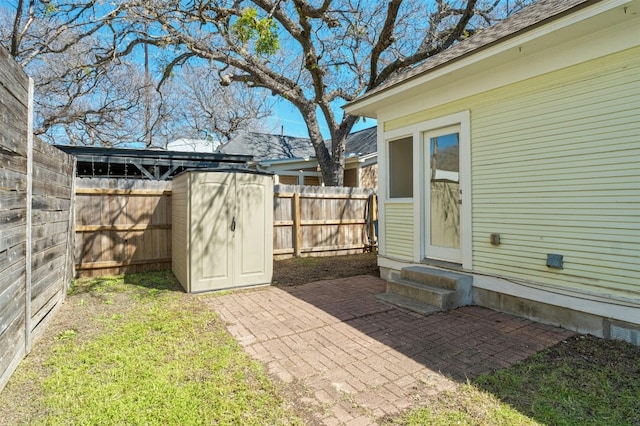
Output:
top-left (272, 252), bottom-right (379, 287)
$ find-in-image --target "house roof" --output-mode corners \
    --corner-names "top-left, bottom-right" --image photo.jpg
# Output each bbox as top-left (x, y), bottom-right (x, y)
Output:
top-left (167, 138), bottom-right (221, 153)
top-left (219, 127), bottom-right (378, 161)
top-left (344, 126), bottom-right (377, 156)
top-left (217, 132), bottom-right (316, 161)
top-left (347, 0), bottom-right (591, 110)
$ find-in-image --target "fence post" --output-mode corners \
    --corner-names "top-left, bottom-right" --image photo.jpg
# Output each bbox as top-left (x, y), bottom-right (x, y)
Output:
top-left (24, 77), bottom-right (34, 354)
top-left (63, 165), bottom-right (77, 289)
top-left (293, 192), bottom-right (302, 257)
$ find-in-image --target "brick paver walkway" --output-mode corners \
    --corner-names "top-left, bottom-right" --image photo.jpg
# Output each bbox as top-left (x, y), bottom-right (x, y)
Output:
top-left (207, 275), bottom-right (574, 425)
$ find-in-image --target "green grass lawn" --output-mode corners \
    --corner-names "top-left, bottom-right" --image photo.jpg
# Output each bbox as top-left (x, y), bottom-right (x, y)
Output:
top-left (387, 335), bottom-right (640, 426)
top-left (1, 272), bottom-right (302, 426)
top-left (2, 265), bottom-right (638, 425)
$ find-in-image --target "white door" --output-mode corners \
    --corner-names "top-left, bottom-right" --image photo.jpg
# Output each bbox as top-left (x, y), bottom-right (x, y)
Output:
top-left (425, 125), bottom-right (462, 263)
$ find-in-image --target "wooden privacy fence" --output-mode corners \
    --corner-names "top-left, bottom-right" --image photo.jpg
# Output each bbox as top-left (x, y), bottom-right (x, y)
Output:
top-left (0, 46), bottom-right (75, 392)
top-left (75, 180), bottom-right (377, 276)
top-left (273, 185), bottom-right (376, 258)
top-left (74, 178), bottom-right (172, 277)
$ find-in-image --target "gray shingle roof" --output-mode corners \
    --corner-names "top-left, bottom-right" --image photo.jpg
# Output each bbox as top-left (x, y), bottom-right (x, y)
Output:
top-left (218, 127), bottom-right (378, 161)
top-left (217, 132), bottom-right (316, 161)
top-left (355, 0), bottom-right (590, 103)
top-left (345, 126), bottom-right (377, 156)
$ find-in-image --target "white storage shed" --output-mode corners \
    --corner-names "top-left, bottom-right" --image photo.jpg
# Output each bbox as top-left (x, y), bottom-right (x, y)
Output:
top-left (172, 169), bottom-right (274, 293)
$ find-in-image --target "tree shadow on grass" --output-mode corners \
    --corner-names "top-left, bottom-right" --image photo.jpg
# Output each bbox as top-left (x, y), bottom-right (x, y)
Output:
top-left (474, 334), bottom-right (640, 426)
top-left (70, 270), bottom-right (183, 299)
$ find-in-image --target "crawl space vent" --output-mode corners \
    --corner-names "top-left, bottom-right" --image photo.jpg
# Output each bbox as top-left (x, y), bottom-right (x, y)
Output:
top-left (609, 323), bottom-right (639, 346)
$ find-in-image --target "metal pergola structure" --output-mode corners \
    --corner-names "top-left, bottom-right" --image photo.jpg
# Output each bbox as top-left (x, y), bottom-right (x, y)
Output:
top-left (55, 145), bottom-right (254, 180)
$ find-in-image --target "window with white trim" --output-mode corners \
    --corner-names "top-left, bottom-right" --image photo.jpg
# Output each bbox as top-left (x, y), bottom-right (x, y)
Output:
top-left (388, 136), bottom-right (413, 198)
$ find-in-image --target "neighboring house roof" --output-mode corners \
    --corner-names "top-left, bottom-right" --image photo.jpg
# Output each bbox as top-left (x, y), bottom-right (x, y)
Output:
top-left (218, 127), bottom-right (378, 161)
top-left (348, 0), bottom-right (590, 109)
top-left (217, 132), bottom-right (316, 161)
top-left (344, 126), bottom-right (377, 156)
top-left (167, 138), bottom-right (220, 153)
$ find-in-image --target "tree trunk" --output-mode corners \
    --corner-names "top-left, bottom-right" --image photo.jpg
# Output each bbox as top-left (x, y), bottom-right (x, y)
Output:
top-left (316, 148), bottom-right (345, 186)
top-left (314, 114), bottom-right (358, 186)
top-left (325, 133), bottom-right (347, 187)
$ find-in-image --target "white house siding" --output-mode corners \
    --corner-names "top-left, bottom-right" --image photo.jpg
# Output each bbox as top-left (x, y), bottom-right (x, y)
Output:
top-left (384, 203), bottom-right (414, 260)
top-left (384, 46), bottom-right (639, 302)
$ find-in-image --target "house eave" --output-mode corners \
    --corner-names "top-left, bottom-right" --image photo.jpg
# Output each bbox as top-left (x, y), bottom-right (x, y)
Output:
top-left (259, 156), bottom-right (314, 166)
top-left (344, 0), bottom-right (636, 118)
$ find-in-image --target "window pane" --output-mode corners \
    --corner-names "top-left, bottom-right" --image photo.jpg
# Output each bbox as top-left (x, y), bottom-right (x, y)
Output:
top-left (430, 132), bottom-right (460, 249)
top-left (389, 137), bottom-right (413, 198)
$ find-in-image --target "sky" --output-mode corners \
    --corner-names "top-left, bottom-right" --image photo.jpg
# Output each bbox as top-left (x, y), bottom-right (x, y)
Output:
top-left (267, 99), bottom-right (377, 139)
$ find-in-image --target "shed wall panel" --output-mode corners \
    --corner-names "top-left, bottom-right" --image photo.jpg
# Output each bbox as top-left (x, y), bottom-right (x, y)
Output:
top-left (171, 174), bottom-right (189, 290)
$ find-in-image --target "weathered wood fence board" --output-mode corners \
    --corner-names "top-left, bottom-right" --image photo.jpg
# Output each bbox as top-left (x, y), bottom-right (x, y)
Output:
top-left (0, 45), bottom-right (75, 393)
top-left (29, 141), bottom-right (74, 343)
top-left (75, 181), bottom-right (377, 276)
top-left (74, 179), bottom-right (172, 277)
top-left (0, 46), bottom-right (30, 394)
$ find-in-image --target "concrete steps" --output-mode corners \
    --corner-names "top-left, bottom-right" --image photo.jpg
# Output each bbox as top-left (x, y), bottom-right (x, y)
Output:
top-left (376, 266), bottom-right (472, 314)
top-left (375, 293), bottom-right (442, 315)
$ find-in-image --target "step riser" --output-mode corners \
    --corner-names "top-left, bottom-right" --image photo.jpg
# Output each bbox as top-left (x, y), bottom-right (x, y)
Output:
top-left (387, 281), bottom-right (457, 310)
top-left (376, 294), bottom-right (441, 315)
top-left (382, 266), bottom-right (474, 314)
top-left (401, 268), bottom-right (465, 291)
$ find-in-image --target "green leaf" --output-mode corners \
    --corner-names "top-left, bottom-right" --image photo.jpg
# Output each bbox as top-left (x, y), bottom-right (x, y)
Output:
top-left (231, 7), bottom-right (279, 56)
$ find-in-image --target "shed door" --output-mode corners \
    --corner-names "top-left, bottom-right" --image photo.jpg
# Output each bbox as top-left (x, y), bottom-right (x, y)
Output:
top-left (234, 173), bottom-right (273, 287)
top-left (190, 172), bottom-right (273, 292)
top-left (191, 173), bottom-right (234, 292)
top-left (425, 125), bottom-right (461, 263)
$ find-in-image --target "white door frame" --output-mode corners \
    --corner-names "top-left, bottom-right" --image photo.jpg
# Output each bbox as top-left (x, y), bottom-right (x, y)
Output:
top-left (423, 124), bottom-right (462, 263)
top-left (421, 111), bottom-right (472, 269)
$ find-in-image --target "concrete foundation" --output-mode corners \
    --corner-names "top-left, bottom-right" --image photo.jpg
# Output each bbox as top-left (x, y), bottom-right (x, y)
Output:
top-left (379, 265), bottom-right (640, 346)
top-left (473, 287), bottom-right (605, 337)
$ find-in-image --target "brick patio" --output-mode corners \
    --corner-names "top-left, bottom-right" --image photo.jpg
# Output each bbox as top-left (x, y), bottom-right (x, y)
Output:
top-left (206, 275), bottom-right (574, 425)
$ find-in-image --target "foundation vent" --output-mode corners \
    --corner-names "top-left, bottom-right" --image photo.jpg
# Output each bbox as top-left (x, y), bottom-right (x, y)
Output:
top-left (606, 321), bottom-right (639, 346)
